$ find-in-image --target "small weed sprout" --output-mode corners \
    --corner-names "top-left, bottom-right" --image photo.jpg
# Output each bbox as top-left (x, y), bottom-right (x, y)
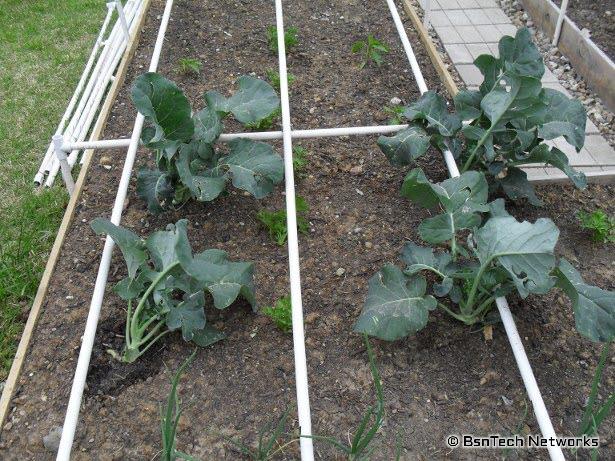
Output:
top-left (160, 352), bottom-right (199, 461)
top-left (177, 58), bottom-right (202, 76)
top-left (577, 341), bottom-right (615, 461)
top-left (578, 209), bottom-right (615, 244)
top-left (257, 196), bottom-right (309, 246)
top-left (304, 335), bottom-right (384, 459)
top-left (266, 69), bottom-right (296, 91)
top-left (267, 26), bottom-right (298, 53)
top-left (292, 145), bottom-right (309, 175)
top-left (351, 35), bottom-right (389, 69)
top-left (383, 105), bottom-right (404, 125)
top-left (263, 296), bottom-right (292, 333)
top-left (222, 407), bottom-right (297, 460)
top-left (246, 108), bottom-right (281, 131)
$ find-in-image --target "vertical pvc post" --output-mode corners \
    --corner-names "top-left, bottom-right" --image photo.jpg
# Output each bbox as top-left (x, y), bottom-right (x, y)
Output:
top-left (552, 0), bottom-right (569, 46)
top-left (274, 1), bottom-right (314, 460)
top-left (423, 0), bottom-right (432, 29)
top-left (115, 0), bottom-right (130, 42)
top-left (52, 134), bottom-right (75, 195)
top-left (55, 1), bottom-right (173, 459)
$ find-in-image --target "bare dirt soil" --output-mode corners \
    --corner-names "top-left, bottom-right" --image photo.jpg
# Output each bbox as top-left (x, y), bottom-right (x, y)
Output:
top-left (554, 0), bottom-right (615, 61)
top-left (0, 0), bottom-right (613, 460)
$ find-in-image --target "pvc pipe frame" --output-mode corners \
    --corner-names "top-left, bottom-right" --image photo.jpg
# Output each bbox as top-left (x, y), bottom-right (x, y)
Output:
top-left (552, 0), bottom-right (570, 46)
top-left (45, 0), bottom-right (143, 187)
top-left (54, 0), bottom-right (564, 459)
top-left (33, 3), bottom-right (115, 186)
top-left (55, 1), bottom-right (174, 459)
top-left (384, 1), bottom-right (565, 460)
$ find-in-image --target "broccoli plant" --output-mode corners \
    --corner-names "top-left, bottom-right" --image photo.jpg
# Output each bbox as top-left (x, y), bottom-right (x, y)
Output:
top-left (376, 28), bottom-right (588, 206)
top-left (91, 218), bottom-right (256, 363)
top-left (132, 73), bottom-right (284, 213)
top-left (351, 35), bottom-right (389, 69)
top-left (354, 169), bottom-right (615, 343)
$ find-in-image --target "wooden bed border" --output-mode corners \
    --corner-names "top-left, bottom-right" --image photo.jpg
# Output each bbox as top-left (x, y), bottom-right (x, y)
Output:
top-left (0, 0), bottom-right (152, 433)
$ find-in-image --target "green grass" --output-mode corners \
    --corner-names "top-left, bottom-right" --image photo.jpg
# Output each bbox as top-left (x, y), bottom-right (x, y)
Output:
top-left (0, 0), bottom-right (104, 378)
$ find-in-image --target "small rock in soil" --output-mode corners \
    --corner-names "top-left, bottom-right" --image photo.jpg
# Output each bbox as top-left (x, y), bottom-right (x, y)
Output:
top-left (43, 426), bottom-right (63, 452)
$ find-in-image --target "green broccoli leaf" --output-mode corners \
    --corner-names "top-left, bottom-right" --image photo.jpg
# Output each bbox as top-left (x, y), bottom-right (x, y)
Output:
top-left (91, 218), bottom-right (147, 279)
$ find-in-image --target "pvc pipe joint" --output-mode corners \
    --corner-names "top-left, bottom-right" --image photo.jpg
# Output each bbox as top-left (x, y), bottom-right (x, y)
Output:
top-left (53, 134), bottom-right (75, 195)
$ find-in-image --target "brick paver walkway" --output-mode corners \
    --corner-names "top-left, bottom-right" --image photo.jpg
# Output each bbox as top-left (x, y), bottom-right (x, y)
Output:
top-left (417, 0), bottom-right (615, 182)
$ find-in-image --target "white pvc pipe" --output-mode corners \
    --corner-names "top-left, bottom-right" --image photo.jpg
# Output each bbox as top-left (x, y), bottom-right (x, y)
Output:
top-left (45, 0), bottom-right (143, 186)
top-left (55, 1), bottom-right (173, 459)
top-left (53, 135), bottom-right (75, 195)
top-left (496, 298), bottom-right (565, 461)
top-left (60, 124), bottom-right (410, 151)
top-left (34, 3), bottom-right (115, 185)
top-left (552, 0), bottom-right (569, 46)
top-left (115, 0), bottom-right (131, 42)
top-left (384, 2), bottom-right (565, 459)
top-left (274, 1), bottom-right (314, 459)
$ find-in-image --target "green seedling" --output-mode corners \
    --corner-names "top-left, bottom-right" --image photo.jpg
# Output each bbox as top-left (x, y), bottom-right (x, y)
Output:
top-left (246, 108), bottom-right (281, 131)
top-left (292, 145), bottom-right (309, 175)
top-left (131, 73), bottom-right (283, 214)
top-left (351, 35), bottom-right (389, 69)
top-left (304, 335), bottom-right (384, 460)
top-left (267, 26), bottom-right (298, 53)
top-left (177, 58), bottom-right (202, 76)
top-left (383, 105), bottom-right (404, 125)
top-left (263, 296), bottom-right (292, 333)
top-left (578, 209), bottom-right (615, 244)
top-left (91, 219), bottom-right (255, 363)
top-left (354, 170), bottom-right (615, 344)
top-left (577, 341), bottom-right (615, 461)
top-left (160, 352), bottom-right (199, 461)
top-left (257, 196), bottom-right (309, 246)
top-left (375, 28), bottom-right (589, 206)
top-left (266, 69), bottom-right (296, 91)
top-left (222, 407), bottom-right (296, 460)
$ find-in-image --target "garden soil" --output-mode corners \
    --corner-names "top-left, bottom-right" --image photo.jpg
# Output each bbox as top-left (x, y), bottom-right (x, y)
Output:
top-left (0, 0), bottom-right (613, 460)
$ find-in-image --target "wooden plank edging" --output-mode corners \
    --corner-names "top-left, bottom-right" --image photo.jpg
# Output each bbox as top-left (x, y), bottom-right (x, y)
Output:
top-left (0, 0), bottom-right (152, 434)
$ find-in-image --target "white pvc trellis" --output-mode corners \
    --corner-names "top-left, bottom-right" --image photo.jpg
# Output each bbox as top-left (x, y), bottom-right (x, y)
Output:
top-left (54, 1), bottom-right (565, 460)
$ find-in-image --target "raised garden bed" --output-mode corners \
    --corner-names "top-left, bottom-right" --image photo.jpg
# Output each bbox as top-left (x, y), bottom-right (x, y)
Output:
top-left (1, 0), bottom-right (614, 460)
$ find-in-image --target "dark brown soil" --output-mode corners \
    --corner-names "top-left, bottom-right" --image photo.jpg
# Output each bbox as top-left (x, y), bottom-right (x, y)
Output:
top-left (554, 0), bottom-right (615, 61)
top-left (1, 0), bottom-right (614, 460)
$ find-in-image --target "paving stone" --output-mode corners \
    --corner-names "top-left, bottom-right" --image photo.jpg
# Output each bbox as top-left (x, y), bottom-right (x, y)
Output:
top-left (496, 23), bottom-right (518, 36)
top-left (553, 138), bottom-right (597, 166)
top-left (542, 81), bottom-right (571, 97)
top-left (475, 24), bottom-right (503, 42)
top-left (487, 42), bottom-right (499, 57)
top-left (524, 167), bottom-right (549, 179)
top-left (466, 9), bottom-right (492, 25)
top-left (584, 135), bottom-right (615, 165)
top-left (455, 25), bottom-right (483, 43)
top-left (419, 0), bottom-right (442, 9)
top-left (476, 0), bottom-right (498, 7)
top-left (438, 0), bottom-right (461, 9)
top-left (541, 67), bottom-right (558, 83)
top-left (444, 43), bottom-right (474, 63)
top-left (446, 9), bottom-right (472, 26)
top-left (466, 43), bottom-right (491, 59)
top-left (457, 0), bottom-right (480, 7)
top-left (484, 8), bottom-right (511, 24)
top-left (456, 64), bottom-right (484, 85)
top-left (430, 10), bottom-right (452, 27)
top-left (585, 119), bottom-right (599, 134)
top-left (435, 26), bottom-right (463, 44)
